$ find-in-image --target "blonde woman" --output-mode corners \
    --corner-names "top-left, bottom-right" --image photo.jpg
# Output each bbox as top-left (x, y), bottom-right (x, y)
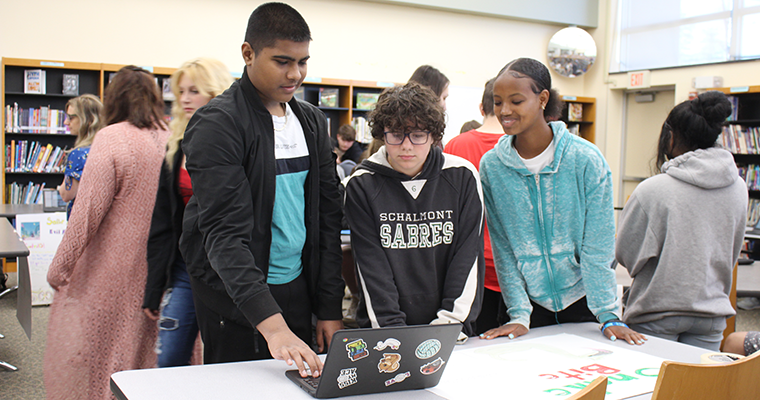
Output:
top-left (142, 58), bottom-right (233, 367)
top-left (56, 94), bottom-right (103, 219)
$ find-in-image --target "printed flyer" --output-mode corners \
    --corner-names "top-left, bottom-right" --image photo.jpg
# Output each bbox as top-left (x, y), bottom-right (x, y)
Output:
top-left (430, 333), bottom-right (665, 399)
top-left (15, 212), bottom-right (67, 305)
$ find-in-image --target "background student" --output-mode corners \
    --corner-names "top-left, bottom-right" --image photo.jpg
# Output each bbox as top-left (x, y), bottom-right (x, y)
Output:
top-left (615, 91), bottom-right (746, 351)
top-left (333, 124), bottom-right (362, 177)
top-left (179, 3), bottom-right (344, 378)
top-left (344, 81), bottom-right (484, 338)
top-left (479, 58), bottom-right (644, 345)
top-left (724, 331), bottom-right (760, 356)
top-left (444, 77), bottom-right (506, 334)
top-left (408, 64), bottom-right (450, 111)
top-left (56, 94), bottom-right (103, 219)
top-left (45, 66), bottom-right (170, 400)
top-left (142, 58), bottom-right (233, 367)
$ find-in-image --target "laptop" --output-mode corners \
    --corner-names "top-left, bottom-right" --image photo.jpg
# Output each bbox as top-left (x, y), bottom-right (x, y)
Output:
top-left (286, 323), bottom-right (462, 398)
top-left (42, 189), bottom-right (67, 212)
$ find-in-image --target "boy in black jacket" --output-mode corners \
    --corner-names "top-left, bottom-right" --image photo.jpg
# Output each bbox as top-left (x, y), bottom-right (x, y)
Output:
top-left (344, 82), bottom-right (485, 339)
top-left (179, 3), bottom-right (344, 378)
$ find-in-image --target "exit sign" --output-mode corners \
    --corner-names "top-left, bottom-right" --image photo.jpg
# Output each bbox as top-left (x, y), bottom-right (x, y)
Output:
top-left (627, 70), bottom-right (651, 89)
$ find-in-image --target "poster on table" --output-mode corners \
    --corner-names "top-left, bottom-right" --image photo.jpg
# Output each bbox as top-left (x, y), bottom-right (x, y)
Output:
top-left (430, 334), bottom-right (666, 400)
top-left (15, 212), bottom-right (67, 305)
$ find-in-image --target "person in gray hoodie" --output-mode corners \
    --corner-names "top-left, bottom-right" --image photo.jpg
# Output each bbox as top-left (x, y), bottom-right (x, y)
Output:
top-left (616, 90), bottom-right (747, 351)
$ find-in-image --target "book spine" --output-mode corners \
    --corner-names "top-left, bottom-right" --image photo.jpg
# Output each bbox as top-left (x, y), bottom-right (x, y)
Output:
top-left (10, 140), bottom-right (15, 172)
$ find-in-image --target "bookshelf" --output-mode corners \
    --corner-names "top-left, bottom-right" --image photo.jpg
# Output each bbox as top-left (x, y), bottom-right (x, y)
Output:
top-left (2, 58), bottom-right (102, 204)
top-left (299, 78), bottom-right (392, 144)
top-left (714, 85), bottom-right (760, 258)
top-left (2, 58), bottom-right (178, 204)
top-left (559, 95), bottom-right (596, 144)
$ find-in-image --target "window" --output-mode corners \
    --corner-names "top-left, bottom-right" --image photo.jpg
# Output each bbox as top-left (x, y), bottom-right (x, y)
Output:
top-left (611, 0), bottom-right (760, 72)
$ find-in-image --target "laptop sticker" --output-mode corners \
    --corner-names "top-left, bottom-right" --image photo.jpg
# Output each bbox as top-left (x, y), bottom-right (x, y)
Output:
top-left (415, 339), bottom-right (441, 359)
top-left (384, 371), bottom-right (411, 387)
top-left (337, 367), bottom-right (358, 389)
top-left (420, 357), bottom-right (445, 375)
top-left (345, 339), bottom-right (370, 362)
top-left (374, 338), bottom-right (401, 351)
top-left (377, 353), bottom-right (401, 373)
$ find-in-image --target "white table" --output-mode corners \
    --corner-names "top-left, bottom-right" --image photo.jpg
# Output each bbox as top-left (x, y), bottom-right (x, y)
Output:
top-left (111, 322), bottom-right (708, 400)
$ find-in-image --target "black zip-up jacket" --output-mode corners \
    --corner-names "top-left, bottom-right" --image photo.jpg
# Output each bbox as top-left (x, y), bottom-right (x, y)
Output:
top-left (179, 71), bottom-right (345, 328)
top-left (142, 146), bottom-right (185, 311)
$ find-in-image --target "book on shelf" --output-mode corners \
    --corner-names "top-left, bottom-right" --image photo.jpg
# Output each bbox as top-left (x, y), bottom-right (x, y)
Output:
top-left (24, 69), bottom-right (46, 94)
top-left (721, 125), bottom-right (760, 154)
top-left (726, 95), bottom-right (740, 121)
top-left (162, 78), bottom-right (175, 101)
top-left (4, 104), bottom-right (68, 133)
top-left (34, 144), bottom-right (54, 173)
top-left (355, 92), bottom-right (380, 110)
top-left (351, 116), bottom-right (371, 144)
top-left (568, 103), bottom-right (583, 122)
top-left (748, 198), bottom-right (760, 227)
top-left (738, 164), bottom-right (760, 191)
top-left (6, 181), bottom-right (46, 205)
top-left (567, 123), bottom-right (580, 136)
top-left (294, 87), bottom-right (305, 101)
top-left (5, 140), bottom-right (67, 173)
top-left (62, 74), bottom-right (79, 96)
top-left (318, 88), bottom-right (339, 108)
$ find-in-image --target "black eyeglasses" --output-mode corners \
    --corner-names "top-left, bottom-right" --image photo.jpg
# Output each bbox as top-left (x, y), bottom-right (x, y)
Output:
top-left (66, 114), bottom-right (78, 120)
top-left (384, 131), bottom-right (430, 145)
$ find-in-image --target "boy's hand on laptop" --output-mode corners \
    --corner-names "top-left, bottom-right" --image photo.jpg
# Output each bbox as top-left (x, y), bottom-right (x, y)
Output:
top-left (479, 323), bottom-right (528, 340)
top-left (258, 313), bottom-right (323, 377)
top-left (316, 319), bottom-right (343, 352)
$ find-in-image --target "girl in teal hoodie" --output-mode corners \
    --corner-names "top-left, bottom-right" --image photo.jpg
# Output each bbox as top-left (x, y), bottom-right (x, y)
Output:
top-left (479, 58), bottom-right (645, 345)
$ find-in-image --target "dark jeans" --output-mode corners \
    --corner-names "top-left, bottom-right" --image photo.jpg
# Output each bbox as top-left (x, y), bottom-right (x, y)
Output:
top-left (530, 297), bottom-right (596, 328)
top-left (475, 288), bottom-right (508, 335)
top-left (194, 272), bottom-right (312, 364)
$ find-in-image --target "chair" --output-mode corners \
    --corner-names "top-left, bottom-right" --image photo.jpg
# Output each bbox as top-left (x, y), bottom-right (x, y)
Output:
top-left (651, 350), bottom-right (760, 399)
top-left (566, 376), bottom-right (608, 400)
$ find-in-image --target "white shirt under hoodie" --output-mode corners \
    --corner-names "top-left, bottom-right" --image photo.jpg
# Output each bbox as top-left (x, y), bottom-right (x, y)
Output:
top-left (616, 147), bottom-right (747, 325)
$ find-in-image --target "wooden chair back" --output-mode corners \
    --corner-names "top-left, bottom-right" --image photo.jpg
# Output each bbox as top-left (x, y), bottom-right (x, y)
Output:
top-left (566, 376), bottom-right (608, 400)
top-left (651, 350), bottom-right (760, 399)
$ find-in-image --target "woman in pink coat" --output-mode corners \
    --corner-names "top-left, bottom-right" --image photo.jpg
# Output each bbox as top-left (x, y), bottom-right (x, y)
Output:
top-left (44, 66), bottom-right (170, 400)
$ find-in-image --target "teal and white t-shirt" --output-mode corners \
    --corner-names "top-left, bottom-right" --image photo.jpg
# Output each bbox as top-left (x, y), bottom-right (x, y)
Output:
top-left (268, 103), bottom-right (309, 285)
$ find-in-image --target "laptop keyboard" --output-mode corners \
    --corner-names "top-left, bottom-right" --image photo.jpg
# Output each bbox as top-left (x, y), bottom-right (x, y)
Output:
top-left (303, 376), bottom-right (321, 389)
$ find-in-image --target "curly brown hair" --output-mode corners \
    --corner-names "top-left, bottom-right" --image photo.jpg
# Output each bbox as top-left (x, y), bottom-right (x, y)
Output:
top-left (369, 82), bottom-right (445, 143)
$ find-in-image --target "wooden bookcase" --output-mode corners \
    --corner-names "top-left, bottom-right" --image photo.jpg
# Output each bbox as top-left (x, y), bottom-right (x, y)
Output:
top-left (560, 95), bottom-right (596, 144)
top-left (713, 86), bottom-right (760, 258)
top-left (300, 78), bottom-right (392, 144)
top-left (1, 58), bottom-right (178, 204)
top-left (2, 58), bottom-right (102, 204)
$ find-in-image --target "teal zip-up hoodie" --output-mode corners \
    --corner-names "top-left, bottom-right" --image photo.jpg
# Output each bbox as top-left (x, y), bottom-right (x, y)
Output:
top-left (480, 121), bottom-right (619, 329)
